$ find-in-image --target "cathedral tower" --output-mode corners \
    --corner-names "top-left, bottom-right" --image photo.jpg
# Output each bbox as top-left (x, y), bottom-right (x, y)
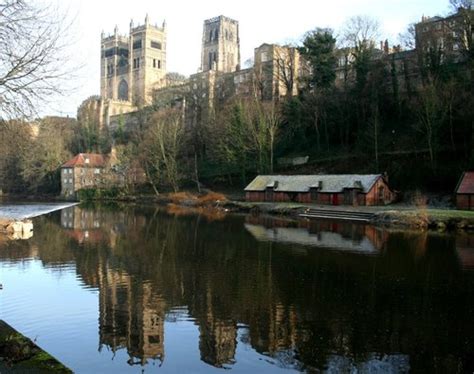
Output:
top-left (100, 15), bottom-right (167, 106)
top-left (201, 16), bottom-right (240, 73)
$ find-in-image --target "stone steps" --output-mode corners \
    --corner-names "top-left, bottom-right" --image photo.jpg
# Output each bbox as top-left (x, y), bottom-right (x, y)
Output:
top-left (299, 208), bottom-right (375, 223)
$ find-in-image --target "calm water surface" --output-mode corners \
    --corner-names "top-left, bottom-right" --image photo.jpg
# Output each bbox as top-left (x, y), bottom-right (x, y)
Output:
top-left (1, 204), bottom-right (474, 373)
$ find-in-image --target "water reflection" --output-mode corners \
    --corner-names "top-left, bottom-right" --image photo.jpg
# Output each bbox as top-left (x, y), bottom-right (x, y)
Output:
top-left (245, 215), bottom-right (388, 254)
top-left (1, 205), bottom-right (474, 373)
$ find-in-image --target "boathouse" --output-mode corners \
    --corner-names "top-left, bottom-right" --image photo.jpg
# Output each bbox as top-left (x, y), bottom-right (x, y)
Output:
top-left (455, 172), bottom-right (474, 210)
top-left (244, 174), bottom-right (394, 206)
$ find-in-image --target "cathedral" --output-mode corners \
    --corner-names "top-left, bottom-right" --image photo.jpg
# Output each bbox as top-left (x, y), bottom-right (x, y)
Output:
top-left (82, 15), bottom-right (300, 130)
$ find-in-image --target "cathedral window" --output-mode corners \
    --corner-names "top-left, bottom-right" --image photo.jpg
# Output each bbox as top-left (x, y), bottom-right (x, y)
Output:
top-left (133, 39), bottom-right (142, 50)
top-left (118, 79), bottom-right (129, 100)
top-left (151, 40), bottom-right (162, 49)
top-left (133, 58), bottom-right (140, 69)
top-left (153, 59), bottom-right (156, 68)
top-left (158, 60), bottom-right (161, 69)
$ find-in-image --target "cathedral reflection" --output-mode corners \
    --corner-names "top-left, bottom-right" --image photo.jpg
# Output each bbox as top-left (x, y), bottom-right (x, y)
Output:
top-left (4, 205), bottom-right (474, 372)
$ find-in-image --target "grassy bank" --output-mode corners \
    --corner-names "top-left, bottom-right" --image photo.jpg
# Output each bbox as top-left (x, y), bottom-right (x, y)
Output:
top-left (375, 208), bottom-right (474, 229)
top-left (0, 320), bottom-right (71, 373)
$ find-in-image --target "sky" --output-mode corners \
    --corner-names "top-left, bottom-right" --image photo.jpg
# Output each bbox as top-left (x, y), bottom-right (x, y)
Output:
top-left (46, 0), bottom-right (451, 117)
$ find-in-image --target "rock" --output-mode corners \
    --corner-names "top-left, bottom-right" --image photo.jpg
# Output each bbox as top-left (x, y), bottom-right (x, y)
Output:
top-left (5, 220), bottom-right (33, 239)
top-left (6, 221), bottom-right (23, 234)
top-left (436, 222), bottom-right (447, 230)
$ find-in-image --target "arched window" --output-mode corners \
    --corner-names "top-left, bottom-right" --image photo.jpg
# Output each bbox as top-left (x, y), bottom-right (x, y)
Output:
top-left (118, 79), bottom-right (129, 101)
top-left (214, 29), bottom-right (219, 40)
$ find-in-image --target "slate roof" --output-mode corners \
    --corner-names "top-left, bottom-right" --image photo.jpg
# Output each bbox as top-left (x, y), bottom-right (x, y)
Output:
top-left (456, 172), bottom-right (474, 194)
top-left (244, 175), bottom-right (383, 193)
top-left (62, 153), bottom-right (106, 168)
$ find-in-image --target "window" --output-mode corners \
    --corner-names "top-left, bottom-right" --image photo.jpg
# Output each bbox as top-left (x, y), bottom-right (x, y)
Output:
top-left (104, 48), bottom-right (114, 58)
top-left (133, 58), bottom-right (140, 69)
top-left (151, 40), bottom-right (162, 49)
top-left (69, 169), bottom-right (72, 174)
top-left (85, 157), bottom-right (90, 164)
top-left (133, 39), bottom-right (142, 49)
top-left (94, 168), bottom-right (101, 174)
top-left (118, 79), bottom-right (129, 100)
top-left (453, 43), bottom-right (460, 51)
top-left (68, 178), bottom-right (73, 184)
top-left (261, 51), bottom-right (269, 63)
top-left (63, 179), bottom-right (67, 184)
top-left (158, 60), bottom-right (161, 69)
top-left (208, 52), bottom-right (216, 69)
top-left (153, 59), bottom-right (156, 68)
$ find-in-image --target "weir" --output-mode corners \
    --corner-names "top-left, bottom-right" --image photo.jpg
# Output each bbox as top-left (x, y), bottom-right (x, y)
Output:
top-left (0, 203), bottom-right (78, 239)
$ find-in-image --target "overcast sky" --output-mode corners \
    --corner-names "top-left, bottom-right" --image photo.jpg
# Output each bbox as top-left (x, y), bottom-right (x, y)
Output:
top-left (48, 0), bottom-right (450, 117)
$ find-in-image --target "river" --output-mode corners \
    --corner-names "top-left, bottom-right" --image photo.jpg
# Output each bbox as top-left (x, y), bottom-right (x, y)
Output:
top-left (1, 204), bottom-right (474, 373)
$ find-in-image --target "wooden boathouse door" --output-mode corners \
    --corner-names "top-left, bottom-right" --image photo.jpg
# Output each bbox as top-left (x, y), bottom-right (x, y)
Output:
top-left (332, 194), bottom-right (339, 205)
top-left (265, 187), bottom-right (274, 202)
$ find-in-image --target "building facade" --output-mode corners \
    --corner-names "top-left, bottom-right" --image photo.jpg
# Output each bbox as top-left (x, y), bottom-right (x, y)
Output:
top-left (201, 16), bottom-right (240, 73)
top-left (455, 172), bottom-right (474, 210)
top-left (88, 15), bottom-right (303, 132)
top-left (245, 175), bottom-right (395, 206)
top-left (61, 153), bottom-right (107, 197)
top-left (100, 15), bottom-right (167, 107)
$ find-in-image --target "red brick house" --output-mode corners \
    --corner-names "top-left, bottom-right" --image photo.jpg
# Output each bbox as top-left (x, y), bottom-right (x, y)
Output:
top-left (244, 174), bottom-right (395, 206)
top-left (455, 172), bottom-right (474, 210)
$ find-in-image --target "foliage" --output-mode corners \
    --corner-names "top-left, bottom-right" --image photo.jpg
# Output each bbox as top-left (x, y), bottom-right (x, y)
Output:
top-left (77, 187), bottom-right (124, 201)
top-left (299, 28), bottom-right (337, 89)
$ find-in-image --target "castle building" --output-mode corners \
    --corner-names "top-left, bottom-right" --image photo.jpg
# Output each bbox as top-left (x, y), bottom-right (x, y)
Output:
top-left (100, 15), bottom-right (167, 107)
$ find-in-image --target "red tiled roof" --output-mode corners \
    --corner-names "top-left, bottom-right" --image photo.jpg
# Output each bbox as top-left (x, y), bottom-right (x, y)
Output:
top-left (62, 153), bottom-right (106, 168)
top-left (456, 172), bottom-right (474, 194)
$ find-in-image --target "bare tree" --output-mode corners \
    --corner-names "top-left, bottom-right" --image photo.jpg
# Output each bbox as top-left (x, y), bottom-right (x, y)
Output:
top-left (398, 23), bottom-right (416, 50)
top-left (341, 15), bottom-right (381, 51)
top-left (273, 45), bottom-right (298, 98)
top-left (0, 0), bottom-right (72, 119)
top-left (142, 109), bottom-right (185, 193)
top-left (340, 15), bottom-right (381, 89)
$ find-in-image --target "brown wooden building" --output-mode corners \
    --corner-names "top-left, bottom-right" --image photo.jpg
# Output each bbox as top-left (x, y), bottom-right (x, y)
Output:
top-left (455, 172), bottom-right (474, 210)
top-left (245, 174), bottom-right (395, 206)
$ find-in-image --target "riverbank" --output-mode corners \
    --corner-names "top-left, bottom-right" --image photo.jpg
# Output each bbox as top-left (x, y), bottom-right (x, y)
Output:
top-left (124, 192), bottom-right (474, 231)
top-left (3, 192), bottom-right (474, 231)
top-left (0, 320), bottom-right (71, 373)
top-left (221, 201), bottom-right (474, 230)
